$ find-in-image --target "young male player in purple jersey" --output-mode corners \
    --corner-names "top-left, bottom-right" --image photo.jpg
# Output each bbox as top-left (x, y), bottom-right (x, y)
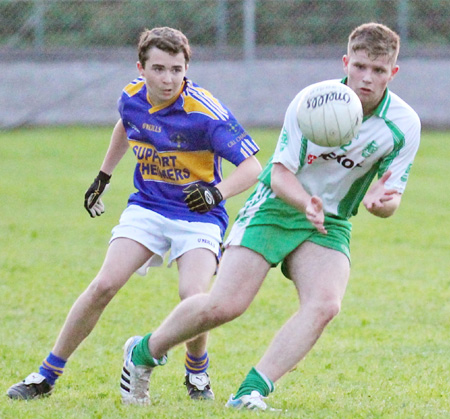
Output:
top-left (111, 23), bottom-right (421, 410)
top-left (7, 27), bottom-right (261, 404)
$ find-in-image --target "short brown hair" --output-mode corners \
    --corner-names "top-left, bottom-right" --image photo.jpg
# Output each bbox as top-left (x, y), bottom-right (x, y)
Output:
top-left (138, 27), bottom-right (191, 67)
top-left (348, 22), bottom-right (400, 64)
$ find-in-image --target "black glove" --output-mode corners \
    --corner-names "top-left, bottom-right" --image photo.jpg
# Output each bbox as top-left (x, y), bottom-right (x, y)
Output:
top-left (183, 183), bottom-right (223, 213)
top-left (84, 171), bottom-right (111, 218)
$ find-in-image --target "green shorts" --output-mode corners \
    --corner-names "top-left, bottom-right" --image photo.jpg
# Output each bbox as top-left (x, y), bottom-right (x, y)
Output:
top-left (225, 185), bottom-right (352, 277)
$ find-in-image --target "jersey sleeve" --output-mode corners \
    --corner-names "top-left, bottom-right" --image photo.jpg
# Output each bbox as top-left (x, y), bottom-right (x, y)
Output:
top-left (381, 111), bottom-right (421, 193)
top-left (209, 116), bottom-right (259, 166)
top-left (271, 92), bottom-right (304, 174)
top-left (117, 95), bottom-right (125, 119)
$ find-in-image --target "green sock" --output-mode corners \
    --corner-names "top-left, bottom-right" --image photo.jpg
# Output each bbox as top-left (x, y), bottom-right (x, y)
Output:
top-left (131, 333), bottom-right (160, 367)
top-left (234, 367), bottom-right (275, 398)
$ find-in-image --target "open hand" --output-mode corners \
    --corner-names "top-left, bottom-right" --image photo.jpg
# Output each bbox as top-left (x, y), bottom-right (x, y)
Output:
top-left (306, 196), bottom-right (327, 234)
top-left (363, 171), bottom-right (400, 217)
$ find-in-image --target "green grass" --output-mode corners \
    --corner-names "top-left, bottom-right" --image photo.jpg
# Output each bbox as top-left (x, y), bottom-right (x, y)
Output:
top-left (0, 126), bottom-right (449, 418)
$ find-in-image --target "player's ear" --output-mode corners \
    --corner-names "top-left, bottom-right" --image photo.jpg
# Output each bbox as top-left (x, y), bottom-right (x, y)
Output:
top-left (342, 55), bottom-right (349, 74)
top-left (389, 64), bottom-right (399, 81)
top-left (137, 61), bottom-right (144, 76)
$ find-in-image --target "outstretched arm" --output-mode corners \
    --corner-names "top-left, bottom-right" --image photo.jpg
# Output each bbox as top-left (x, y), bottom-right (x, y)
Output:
top-left (84, 119), bottom-right (129, 217)
top-left (99, 119), bottom-right (130, 175)
top-left (363, 170), bottom-right (402, 218)
top-left (271, 162), bottom-right (327, 234)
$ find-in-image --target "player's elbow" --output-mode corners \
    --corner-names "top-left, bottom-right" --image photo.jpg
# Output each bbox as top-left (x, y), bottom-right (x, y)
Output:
top-left (241, 156), bottom-right (263, 186)
top-left (369, 195), bottom-right (402, 218)
top-left (376, 209), bottom-right (397, 218)
top-left (270, 171), bottom-right (287, 197)
top-left (367, 206), bottom-right (396, 218)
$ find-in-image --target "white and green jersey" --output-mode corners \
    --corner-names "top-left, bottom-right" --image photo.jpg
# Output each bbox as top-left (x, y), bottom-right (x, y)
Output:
top-left (259, 81), bottom-right (421, 219)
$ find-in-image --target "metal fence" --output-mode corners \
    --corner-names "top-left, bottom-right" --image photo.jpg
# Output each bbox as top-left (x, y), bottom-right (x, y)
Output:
top-left (2, 0), bottom-right (450, 60)
top-left (1, 0), bottom-right (450, 129)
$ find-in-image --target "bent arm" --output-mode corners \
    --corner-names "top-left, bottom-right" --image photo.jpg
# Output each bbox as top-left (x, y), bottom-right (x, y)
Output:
top-left (215, 155), bottom-right (262, 199)
top-left (271, 162), bottom-right (326, 234)
top-left (99, 119), bottom-right (129, 175)
top-left (271, 162), bottom-right (312, 212)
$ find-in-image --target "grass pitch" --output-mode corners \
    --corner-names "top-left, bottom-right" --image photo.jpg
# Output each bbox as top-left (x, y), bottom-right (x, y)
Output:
top-left (0, 126), bottom-right (449, 418)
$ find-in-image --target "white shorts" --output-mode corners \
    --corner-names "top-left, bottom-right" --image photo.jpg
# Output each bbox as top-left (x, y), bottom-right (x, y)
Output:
top-left (110, 205), bottom-right (222, 275)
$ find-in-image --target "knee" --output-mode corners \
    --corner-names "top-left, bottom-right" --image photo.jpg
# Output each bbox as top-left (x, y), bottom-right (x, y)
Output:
top-left (213, 303), bottom-right (245, 323)
top-left (179, 286), bottom-right (204, 300)
top-left (86, 278), bottom-right (120, 306)
top-left (306, 298), bottom-right (341, 328)
top-left (322, 299), bottom-right (341, 323)
top-left (200, 298), bottom-right (246, 327)
top-left (178, 276), bottom-right (212, 300)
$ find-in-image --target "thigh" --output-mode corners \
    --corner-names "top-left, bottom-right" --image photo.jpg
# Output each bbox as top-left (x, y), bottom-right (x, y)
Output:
top-left (286, 241), bottom-right (351, 305)
top-left (207, 246), bottom-right (271, 312)
top-left (173, 220), bottom-right (223, 298)
top-left (96, 237), bottom-right (154, 289)
top-left (177, 248), bottom-right (217, 298)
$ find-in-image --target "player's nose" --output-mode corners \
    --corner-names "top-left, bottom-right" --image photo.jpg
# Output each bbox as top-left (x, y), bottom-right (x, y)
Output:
top-left (161, 70), bottom-right (172, 84)
top-left (362, 70), bottom-right (373, 84)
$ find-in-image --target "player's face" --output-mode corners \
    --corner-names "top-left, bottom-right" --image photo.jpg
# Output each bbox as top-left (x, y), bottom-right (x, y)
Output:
top-left (343, 50), bottom-right (399, 116)
top-left (138, 47), bottom-right (187, 106)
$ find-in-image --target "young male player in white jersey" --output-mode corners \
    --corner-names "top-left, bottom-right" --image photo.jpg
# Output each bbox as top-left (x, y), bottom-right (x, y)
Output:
top-left (114, 22), bottom-right (421, 410)
top-left (6, 27), bottom-right (261, 403)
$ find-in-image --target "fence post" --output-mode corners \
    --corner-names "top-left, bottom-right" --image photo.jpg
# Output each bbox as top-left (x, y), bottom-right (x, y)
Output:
top-left (33, 0), bottom-right (46, 50)
top-left (397, 0), bottom-right (409, 46)
top-left (216, 0), bottom-right (228, 48)
top-left (243, 0), bottom-right (256, 61)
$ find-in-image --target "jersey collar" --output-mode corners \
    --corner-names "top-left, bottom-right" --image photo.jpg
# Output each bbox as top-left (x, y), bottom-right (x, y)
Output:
top-left (371, 87), bottom-right (391, 119)
top-left (341, 77), bottom-right (391, 121)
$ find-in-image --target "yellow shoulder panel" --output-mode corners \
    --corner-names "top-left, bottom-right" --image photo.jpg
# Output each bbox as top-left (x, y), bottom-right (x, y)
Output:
top-left (182, 95), bottom-right (219, 120)
top-left (124, 79), bottom-right (145, 97)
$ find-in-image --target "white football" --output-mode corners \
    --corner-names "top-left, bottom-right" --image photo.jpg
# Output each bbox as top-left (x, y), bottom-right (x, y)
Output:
top-left (296, 80), bottom-right (363, 147)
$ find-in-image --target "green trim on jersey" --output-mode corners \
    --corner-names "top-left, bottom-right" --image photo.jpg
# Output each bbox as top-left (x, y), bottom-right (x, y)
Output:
top-left (377, 91), bottom-right (391, 119)
top-left (337, 162), bottom-right (380, 218)
top-left (234, 181), bottom-right (274, 226)
top-left (378, 118), bottom-right (405, 175)
top-left (257, 135), bottom-right (309, 189)
top-left (257, 155), bottom-right (274, 186)
top-left (338, 113), bottom-right (405, 218)
top-left (299, 137), bottom-right (309, 167)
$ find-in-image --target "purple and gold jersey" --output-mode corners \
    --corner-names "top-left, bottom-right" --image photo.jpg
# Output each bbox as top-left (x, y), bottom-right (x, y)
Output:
top-left (118, 77), bottom-right (259, 234)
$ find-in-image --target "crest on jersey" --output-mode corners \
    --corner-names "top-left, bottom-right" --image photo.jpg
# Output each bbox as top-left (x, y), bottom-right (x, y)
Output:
top-left (362, 140), bottom-right (379, 157)
top-left (279, 128), bottom-right (289, 151)
top-left (227, 122), bottom-right (241, 134)
top-left (401, 163), bottom-right (412, 182)
top-left (170, 132), bottom-right (189, 149)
